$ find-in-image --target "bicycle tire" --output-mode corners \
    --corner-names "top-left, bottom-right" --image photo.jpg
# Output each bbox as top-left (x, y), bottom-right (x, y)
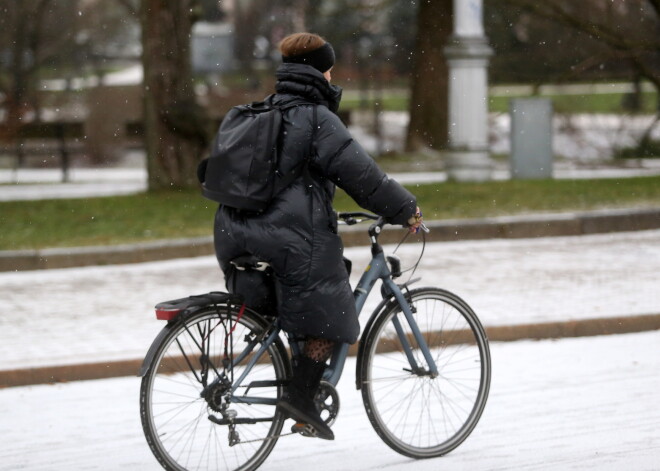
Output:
top-left (359, 287), bottom-right (491, 459)
top-left (140, 305), bottom-right (289, 471)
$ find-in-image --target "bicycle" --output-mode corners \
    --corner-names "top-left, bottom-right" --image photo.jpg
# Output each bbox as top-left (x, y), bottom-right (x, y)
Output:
top-left (139, 212), bottom-right (492, 471)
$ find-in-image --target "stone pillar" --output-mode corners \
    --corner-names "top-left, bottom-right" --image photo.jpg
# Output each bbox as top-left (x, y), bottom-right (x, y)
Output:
top-left (444, 0), bottom-right (493, 181)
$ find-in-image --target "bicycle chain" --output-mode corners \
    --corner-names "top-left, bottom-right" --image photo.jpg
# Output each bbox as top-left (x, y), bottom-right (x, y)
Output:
top-left (231, 422), bottom-right (322, 445)
top-left (231, 430), bottom-right (299, 445)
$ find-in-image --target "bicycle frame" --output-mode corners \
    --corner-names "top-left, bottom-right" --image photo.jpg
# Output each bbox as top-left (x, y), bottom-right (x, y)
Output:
top-left (141, 213), bottom-right (490, 469)
top-left (324, 247), bottom-right (438, 386)
top-left (228, 216), bottom-right (438, 397)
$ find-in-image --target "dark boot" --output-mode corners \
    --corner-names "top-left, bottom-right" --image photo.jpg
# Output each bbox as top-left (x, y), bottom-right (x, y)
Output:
top-left (277, 355), bottom-right (334, 440)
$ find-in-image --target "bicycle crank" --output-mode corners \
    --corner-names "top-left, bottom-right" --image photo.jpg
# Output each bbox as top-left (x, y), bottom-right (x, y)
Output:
top-left (207, 381), bottom-right (341, 444)
top-left (290, 380), bottom-right (340, 438)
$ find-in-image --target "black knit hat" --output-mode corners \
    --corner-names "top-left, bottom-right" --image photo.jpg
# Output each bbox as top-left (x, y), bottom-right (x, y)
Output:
top-left (282, 42), bottom-right (335, 74)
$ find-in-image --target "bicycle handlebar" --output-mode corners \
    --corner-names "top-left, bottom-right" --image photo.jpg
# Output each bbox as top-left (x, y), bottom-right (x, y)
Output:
top-left (337, 211), bottom-right (429, 233)
top-left (336, 211), bottom-right (379, 225)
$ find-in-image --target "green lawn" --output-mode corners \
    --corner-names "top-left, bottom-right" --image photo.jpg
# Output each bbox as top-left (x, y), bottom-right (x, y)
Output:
top-left (341, 94), bottom-right (409, 112)
top-left (0, 190), bottom-right (218, 250)
top-left (340, 89), bottom-right (658, 114)
top-left (489, 91), bottom-right (658, 114)
top-left (2, 176), bottom-right (659, 251)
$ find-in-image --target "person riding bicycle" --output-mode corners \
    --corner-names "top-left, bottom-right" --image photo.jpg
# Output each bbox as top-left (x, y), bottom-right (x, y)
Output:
top-left (213, 32), bottom-right (423, 441)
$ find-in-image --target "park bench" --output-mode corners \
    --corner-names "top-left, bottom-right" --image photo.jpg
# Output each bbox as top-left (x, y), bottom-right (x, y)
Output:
top-left (0, 121), bottom-right (86, 182)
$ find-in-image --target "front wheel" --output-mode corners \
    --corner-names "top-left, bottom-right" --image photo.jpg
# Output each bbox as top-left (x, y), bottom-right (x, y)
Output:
top-left (359, 287), bottom-right (491, 459)
top-left (140, 306), bottom-right (290, 471)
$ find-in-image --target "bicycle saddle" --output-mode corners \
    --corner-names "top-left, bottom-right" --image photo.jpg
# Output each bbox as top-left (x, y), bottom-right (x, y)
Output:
top-left (230, 254), bottom-right (271, 272)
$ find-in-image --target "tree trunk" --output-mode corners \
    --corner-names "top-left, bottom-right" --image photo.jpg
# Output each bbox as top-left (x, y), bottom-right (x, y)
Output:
top-left (233, 0), bottom-right (266, 83)
top-left (141, 0), bottom-right (207, 190)
top-left (405, 0), bottom-right (453, 152)
top-left (6, 8), bottom-right (29, 131)
top-left (2, 0), bottom-right (56, 130)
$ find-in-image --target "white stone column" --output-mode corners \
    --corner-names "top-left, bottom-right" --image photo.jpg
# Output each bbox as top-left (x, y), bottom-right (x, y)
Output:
top-left (444, 0), bottom-right (493, 181)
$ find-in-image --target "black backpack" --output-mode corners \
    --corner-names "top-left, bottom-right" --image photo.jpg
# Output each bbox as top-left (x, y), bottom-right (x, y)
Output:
top-left (199, 95), bottom-right (316, 212)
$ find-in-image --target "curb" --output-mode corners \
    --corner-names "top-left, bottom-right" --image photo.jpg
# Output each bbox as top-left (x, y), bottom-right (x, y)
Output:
top-left (2, 313), bottom-right (659, 388)
top-left (0, 237), bottom-right (214, 272)
top-left (1, 208), bottom-right (659, 272)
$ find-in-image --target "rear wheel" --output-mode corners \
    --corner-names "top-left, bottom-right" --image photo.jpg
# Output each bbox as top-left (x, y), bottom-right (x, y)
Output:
top-left (140, 306), bottom-right (289, 471)
top-left (360, 287), bottom-right (491, 458)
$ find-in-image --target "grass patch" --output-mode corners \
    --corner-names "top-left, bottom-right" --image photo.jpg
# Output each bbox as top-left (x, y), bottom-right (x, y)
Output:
top-left (0, 189), bottom-right (217, 251)
top-left (339, 89), bottom-right (658, 114)
top-left (489, 91), bottom-right (658, 114)
top-left (334, 176), bottom-right (660, 221)
top-left (2, 176), bottom-right (660, 251)
top-left (340, 94), bottom-right (409, 112)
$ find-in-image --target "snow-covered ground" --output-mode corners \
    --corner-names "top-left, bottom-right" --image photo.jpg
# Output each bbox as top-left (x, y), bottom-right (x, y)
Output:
top-left (1, 230), bottom-right (659, 371)
top-left (0, 213), bottom-right (658, 469)
top-left (0, 167), bottom-right (148, 201)
top-left (491, 113), bottom-right (660, 161)
top-left (3, 162), bottom-right (660, 201)
top-left (1, 330), bottom-right (658, 470)
top-left (351, 110), bottom-right (660, 161)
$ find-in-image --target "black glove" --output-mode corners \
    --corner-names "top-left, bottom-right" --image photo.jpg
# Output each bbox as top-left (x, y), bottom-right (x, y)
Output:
top-left (197, 157), bottom-right (208, 184)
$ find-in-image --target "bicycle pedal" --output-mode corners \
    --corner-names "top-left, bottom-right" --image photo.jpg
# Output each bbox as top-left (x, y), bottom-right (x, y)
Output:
top-left (291, 422), bottom-right (317, 438)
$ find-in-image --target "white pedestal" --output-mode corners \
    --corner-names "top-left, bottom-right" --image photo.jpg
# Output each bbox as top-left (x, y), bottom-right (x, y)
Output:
top-left (443, 0), bottom-right (493, 182)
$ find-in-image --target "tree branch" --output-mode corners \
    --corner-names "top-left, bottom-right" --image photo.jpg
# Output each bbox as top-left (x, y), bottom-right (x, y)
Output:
top-left (501, 0), bottom-right (660, 89)
top-left (505, 0), bottom-right (659, 50)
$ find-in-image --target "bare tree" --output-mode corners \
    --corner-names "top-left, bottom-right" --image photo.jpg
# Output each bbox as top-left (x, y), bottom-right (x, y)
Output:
top-left (405, 0), bottom-right (453, 152)
top-left (499, 0), bottom-right (660, 151)
top-left (499, 0), bottom-right (660, 92)
top-left (0, 0), bottom-right (75, 130)
top-left (233, 0), bottom-right (271, 80)
top-left (141, 0), bottom-right (209, 189)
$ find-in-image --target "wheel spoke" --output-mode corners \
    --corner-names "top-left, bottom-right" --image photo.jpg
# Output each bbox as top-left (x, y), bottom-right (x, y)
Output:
top-left (141, 308), bottom-right (287, 470)
top-left (361, 288), bottom-right (491, 458)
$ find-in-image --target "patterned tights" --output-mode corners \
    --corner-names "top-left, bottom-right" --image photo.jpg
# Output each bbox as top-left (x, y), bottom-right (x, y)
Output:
top-left (303, 337), bottom-right (335, 362)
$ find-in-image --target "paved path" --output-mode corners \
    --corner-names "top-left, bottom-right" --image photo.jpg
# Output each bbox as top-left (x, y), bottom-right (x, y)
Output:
top-left (1, 220), bottom-right (658, 468)
top-left (1, 331), bottom-right (658, 470)
top-left (0, 168), bottom-right (147, 201)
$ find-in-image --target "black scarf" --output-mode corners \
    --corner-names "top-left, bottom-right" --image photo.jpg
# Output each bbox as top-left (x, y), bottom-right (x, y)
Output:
top-left (275, 63), bottom-right (343, 114)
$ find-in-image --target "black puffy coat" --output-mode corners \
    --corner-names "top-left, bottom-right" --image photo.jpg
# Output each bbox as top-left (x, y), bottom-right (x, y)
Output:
top-left (214, 63), bottom-right (416, 344)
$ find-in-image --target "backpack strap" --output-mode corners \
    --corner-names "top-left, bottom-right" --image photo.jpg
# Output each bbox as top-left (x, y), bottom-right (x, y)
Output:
top-left (275, 101), bottom-right (318, 193)
top-left (301, 105), bottom-right (318, 192)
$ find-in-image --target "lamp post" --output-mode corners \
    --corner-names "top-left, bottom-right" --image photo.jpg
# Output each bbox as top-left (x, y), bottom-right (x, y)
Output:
top-left (444, 0), bottom-right (493, 181)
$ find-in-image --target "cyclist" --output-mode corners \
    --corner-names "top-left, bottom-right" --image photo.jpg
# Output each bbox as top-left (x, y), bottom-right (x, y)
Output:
top-left (213, 32), bottom-right (423, 440)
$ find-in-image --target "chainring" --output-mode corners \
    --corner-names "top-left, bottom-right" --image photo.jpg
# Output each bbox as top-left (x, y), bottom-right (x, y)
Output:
top-left (314, 380), bottom-right (340, 426)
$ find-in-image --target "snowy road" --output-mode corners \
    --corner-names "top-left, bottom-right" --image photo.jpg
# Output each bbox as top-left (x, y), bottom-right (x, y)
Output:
top-left (1, 230), bottom-right (660, 370)
top-left (1, 331), bottom-right (658, 470)
top-left (1, 229), bottom-right (659, 469)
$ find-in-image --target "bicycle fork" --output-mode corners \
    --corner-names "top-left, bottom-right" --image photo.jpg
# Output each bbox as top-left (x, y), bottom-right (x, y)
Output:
top-left (384, 278), bottom-right (439, 378)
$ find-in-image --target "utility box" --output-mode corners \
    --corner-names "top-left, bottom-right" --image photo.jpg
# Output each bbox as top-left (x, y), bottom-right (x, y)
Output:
top-left (192, 22), bottom-right (235, 74)
top-left (510, 98), bottom-right (553, 179)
